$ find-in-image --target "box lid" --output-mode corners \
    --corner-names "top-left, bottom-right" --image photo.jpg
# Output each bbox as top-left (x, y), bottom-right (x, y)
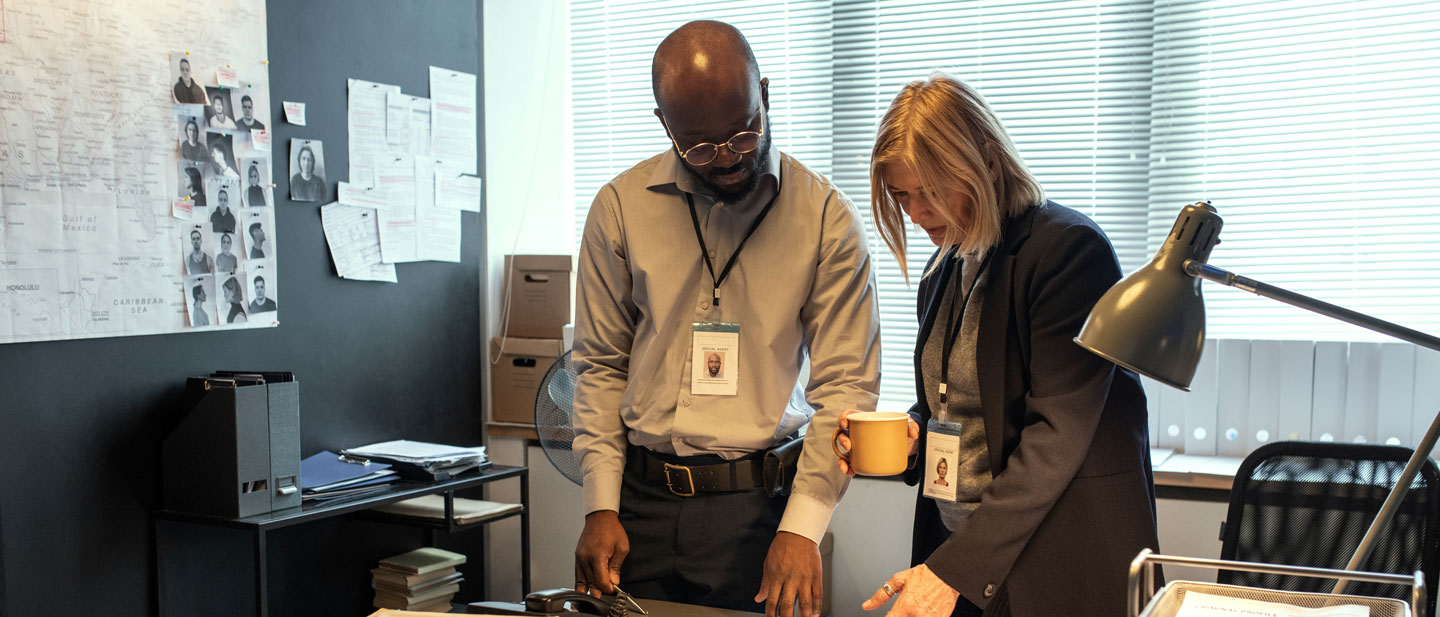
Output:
top-left (505, 254), bottom-right (573, 273)
top-left (490, 337), bottom-right (565, 358)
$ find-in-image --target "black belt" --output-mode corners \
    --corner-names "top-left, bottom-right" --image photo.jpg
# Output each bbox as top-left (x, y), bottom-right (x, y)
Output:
top-left (627, 444), bottom-right (767, 496)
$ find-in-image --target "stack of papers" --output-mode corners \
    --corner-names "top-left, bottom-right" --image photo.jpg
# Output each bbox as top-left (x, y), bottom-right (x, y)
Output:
top-left (340, 440), bottom-right (489, 480)
top-left (300, 451), bottom-right (397, 502)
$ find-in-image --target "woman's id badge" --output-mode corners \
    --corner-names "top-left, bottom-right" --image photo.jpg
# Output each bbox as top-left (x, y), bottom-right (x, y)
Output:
top-left (923, 418), bottom-right (960, 502)
top-left (691, 322), bottom-right (739, 396)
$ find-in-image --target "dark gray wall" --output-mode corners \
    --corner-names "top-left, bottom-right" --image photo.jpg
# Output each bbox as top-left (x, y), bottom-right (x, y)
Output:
top-left (0, 1), bottom-right (486, 615)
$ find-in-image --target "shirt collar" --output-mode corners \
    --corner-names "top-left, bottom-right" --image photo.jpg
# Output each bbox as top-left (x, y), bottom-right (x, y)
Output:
top-left (646, 141), bottom-right (783, 199)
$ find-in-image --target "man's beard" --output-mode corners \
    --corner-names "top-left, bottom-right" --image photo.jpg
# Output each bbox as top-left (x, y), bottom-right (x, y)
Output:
top-left (685, 119), bottom-right (772, 203)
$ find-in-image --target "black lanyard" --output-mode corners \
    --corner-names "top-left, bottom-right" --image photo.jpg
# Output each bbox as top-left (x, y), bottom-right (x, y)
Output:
top-left (685, 186), bottom-right (781, 306)
top-left (939, 250), bottom-right (991, 405)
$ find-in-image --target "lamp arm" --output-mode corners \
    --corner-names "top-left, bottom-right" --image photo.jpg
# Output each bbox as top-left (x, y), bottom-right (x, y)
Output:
top-left (1184, 260), bottom-right (1440, 353)
top-left (1183, 259), bottom-right (1440, 595)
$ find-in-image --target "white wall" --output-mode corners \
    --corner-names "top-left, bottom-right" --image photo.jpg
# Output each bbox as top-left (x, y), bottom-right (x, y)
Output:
top-left (481, 0), bottom-right (574, 602)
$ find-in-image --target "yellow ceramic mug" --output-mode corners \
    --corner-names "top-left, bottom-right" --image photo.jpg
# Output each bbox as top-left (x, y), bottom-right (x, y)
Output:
top-left (832, 411), bottom-right (909, 476)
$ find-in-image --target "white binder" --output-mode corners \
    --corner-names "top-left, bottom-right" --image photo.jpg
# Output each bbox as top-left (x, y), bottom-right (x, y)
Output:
top-left (1375, 343), bottom-right (1416, 447)
top-left (1310, 341), bottom-right (1348, 443)
top-left (1276, 340), bottom-right (1315, 442)
top-left (1215, 339), bottom-right (1251, 457)
top-left (1183, 340), bottom-right (1218, 455)
top-left (1245, 340), bottom-right (1281, 452)
top-left (1343, 342), bottom-right (1381, 444)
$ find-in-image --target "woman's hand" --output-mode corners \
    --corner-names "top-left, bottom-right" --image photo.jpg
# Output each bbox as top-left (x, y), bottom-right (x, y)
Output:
top-left (861, 563), bottom-right (960, 616)
top-left (835, 410), bottom-right (921, 477)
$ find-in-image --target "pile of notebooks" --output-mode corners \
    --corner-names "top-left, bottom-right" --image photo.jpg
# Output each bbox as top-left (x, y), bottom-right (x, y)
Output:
top-left (372, 547), bottom-right (466, 612)
top-left (340, 440), bottom-right (489, 480)
top-left (299, 450), bottom-right (397, 502)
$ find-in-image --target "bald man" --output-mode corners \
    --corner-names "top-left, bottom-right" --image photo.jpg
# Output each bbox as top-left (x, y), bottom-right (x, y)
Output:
top-left (572, 20), bottom-right (880, 617)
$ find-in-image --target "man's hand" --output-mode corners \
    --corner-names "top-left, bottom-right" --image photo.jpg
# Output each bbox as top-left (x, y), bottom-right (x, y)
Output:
top-left (575, 510), bottom-right (629, 598)
top-left (754, 531), bottom-right (823, 617)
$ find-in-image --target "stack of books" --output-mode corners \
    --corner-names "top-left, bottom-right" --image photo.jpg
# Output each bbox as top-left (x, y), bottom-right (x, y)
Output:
top-left (372, 547), bottom-right (466, 613)
top-left (299, 450), bottom-right (397, 503)
top-left (341, 440), bottom-right (489, 480)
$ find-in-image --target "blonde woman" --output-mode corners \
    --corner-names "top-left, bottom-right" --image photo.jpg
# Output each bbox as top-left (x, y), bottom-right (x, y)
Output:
top-left (836, 73), bottom-right (1159, 616)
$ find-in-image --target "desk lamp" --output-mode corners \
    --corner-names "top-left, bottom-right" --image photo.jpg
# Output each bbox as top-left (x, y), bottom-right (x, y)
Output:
top-left (1075, 202), bottom-right (1440, 594)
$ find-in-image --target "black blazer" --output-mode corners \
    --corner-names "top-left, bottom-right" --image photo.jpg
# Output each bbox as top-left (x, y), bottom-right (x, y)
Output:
top-left (903, 202), bottom-right (1160, 616)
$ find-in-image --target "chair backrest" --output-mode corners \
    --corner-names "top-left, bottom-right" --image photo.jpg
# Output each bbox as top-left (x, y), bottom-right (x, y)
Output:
top-left (1218, 441), bottom-right (1440, 614)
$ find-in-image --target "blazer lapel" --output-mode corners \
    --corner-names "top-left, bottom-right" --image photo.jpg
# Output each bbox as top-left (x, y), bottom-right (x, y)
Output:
top-left (976, 204), bottom-right (1041, 473)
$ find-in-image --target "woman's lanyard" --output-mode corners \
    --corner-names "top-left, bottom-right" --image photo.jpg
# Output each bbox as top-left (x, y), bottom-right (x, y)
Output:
top-left (685, 187), bottom-right (781, 306)
top-left (939, 251), bottom-right (991, 405)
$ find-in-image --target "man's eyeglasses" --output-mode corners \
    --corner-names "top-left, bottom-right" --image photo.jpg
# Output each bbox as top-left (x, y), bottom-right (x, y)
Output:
top-left (665, 114), bottom-right (765, 167)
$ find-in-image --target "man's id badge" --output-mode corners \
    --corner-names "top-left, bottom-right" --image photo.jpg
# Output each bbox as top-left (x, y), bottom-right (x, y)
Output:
top-left (923, 418), bottom-right (960, 502)
top-left (691, 322), bottom-right (739, 396)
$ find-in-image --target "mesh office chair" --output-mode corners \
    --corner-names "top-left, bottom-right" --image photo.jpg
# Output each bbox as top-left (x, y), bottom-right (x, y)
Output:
top-left (1218, 441), bottom-right (1440, 614)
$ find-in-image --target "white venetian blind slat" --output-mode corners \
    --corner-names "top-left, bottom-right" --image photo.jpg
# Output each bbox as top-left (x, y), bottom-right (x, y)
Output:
top-left (571, 0), bottom-right (834, 242)
top-left (1147, 0), bottom-right (1440, 342)
top-left (833, 0), bottom-right (1154, 409)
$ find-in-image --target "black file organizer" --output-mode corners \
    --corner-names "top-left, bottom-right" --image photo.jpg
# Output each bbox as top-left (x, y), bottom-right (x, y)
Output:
top-left (163, 376), bottom-right (301, 518)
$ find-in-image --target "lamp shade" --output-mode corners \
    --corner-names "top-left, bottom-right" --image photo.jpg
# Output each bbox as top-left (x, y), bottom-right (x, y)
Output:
top-left (1075, 202), bottom-right (1224, 390)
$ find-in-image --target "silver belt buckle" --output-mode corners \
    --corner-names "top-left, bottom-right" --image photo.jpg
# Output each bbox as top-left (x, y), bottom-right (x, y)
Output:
top-left (663, 462), bottom-right (696, 496)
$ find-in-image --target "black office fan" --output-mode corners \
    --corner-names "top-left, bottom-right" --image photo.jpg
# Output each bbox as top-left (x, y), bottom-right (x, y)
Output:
top-left (534, 348), bottom-right (582, 485)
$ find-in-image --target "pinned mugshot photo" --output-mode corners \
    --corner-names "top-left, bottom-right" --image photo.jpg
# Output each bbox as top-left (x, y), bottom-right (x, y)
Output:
top-left (205, 86), bottom-right (237, 131)
top-left (177, 108), bottom-right (207, 162)
top-left (170, 51), bottom-right (206, 105)
top-left (177, 162), bottom-right (206, 207)
top-left (182, 226), bottom-right (213, 276)
top-left (235, 91), bottom-right (266, 133)
top-left (289, 138), bottom-right (326, 202)
top-left (248, 266), bottom-right (277, 314)
top-left (220, 273), bottom-right (248, 325)
top-left (244, 213), bottom-right (271, 259)
top-left (241, 158), bottom-right (270, 207)
top-left (184, 274), bottom-right (216, 328)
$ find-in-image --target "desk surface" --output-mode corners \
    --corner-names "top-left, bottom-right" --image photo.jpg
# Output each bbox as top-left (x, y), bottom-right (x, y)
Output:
top-left (154, 464), bottom-right (526, 531)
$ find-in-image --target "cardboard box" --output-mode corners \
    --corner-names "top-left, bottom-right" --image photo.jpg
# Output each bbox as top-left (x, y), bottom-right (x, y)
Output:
top-left (503, 254), bottom-right (573, 339)
top-left (490, 337), bottom-right (565, 424)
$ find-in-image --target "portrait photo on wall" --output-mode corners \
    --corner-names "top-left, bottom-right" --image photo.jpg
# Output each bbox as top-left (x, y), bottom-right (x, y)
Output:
top-left (247, 261), bottom-right (277, 315)
top-left (219, 271), bottom-right (249, 325)
top-left (241, 208), bottom-right (273, 260)
top-left (233, 84), bottom-right (269, 133)
top-left (206, 132), bottom-right (240, 182)
top-left (204, 86), bottom-right (237, 131)
top-left (177, 162), bottom-right (206, 206)
top-left (176, 105), bottom-right (208, 162)
top-left (181, 225), bottom-right (214, 276)
top-left (170, 51), bottom-right (206, 105)
top-left (213, 231), bottom-right (241, 274)
top-left (184, 274), bottom-right (216, 328)
top-left (289, 138), bottom-right (326, 202)
top-left (206, 179), bottom-right (239, 234)
top-left (239, 157), bottom-right (270, 207)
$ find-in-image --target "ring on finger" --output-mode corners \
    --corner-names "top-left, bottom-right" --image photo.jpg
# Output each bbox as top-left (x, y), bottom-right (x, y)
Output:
top-left (883, 582), bottom-right (895, 597)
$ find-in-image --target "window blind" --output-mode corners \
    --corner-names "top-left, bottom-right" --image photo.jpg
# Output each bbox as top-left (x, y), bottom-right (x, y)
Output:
top-left (832, 0), bottom-right (1155, 407)
top-left (570, 0), bottom-right (835, 241)
top-left (570, 0), bottom-right (1440, 411)
top-left (1147, 0), bottom-right (1440, 342)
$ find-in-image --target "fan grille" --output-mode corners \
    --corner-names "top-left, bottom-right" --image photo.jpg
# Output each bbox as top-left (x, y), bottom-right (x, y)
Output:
top-left (534, 350), bottom-right (582, 485)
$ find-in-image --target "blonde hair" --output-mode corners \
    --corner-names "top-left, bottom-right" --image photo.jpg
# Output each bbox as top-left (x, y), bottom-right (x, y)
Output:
top-left (870, 72), bottom-right (1044, 282)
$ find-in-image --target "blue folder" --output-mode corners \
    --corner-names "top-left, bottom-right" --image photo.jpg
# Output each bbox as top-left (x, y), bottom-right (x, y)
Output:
top-left (300, 450), bottom-right (395, 492)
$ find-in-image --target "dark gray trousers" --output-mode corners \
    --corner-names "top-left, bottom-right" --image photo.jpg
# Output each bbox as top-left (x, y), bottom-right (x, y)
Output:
top-left (617, 451), bottom-right (785, 612)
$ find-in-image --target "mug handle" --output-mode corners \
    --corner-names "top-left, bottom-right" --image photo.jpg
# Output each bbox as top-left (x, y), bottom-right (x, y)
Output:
top-left (832, 426), bottom-right (850, 462)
